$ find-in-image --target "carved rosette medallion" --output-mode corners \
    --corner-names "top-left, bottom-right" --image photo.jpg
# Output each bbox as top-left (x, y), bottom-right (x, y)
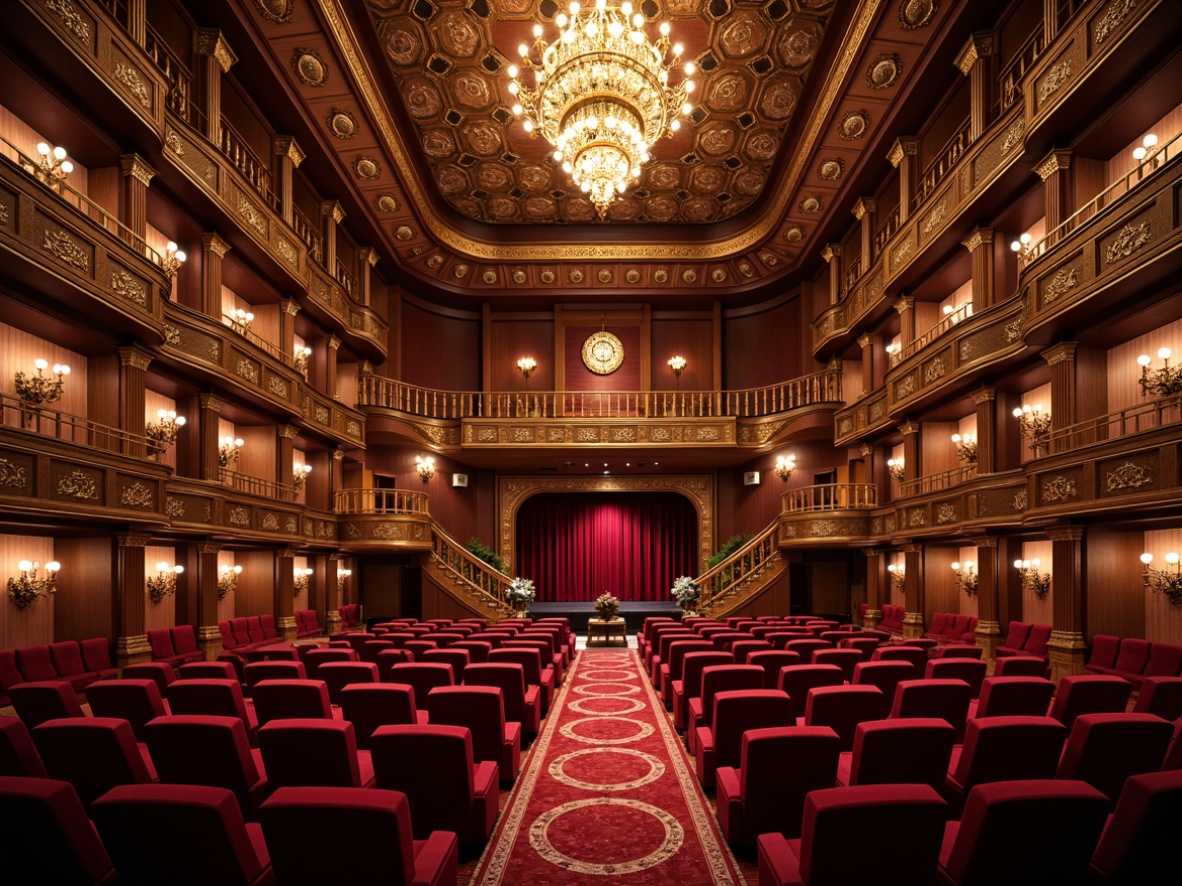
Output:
top-left (581, 331), bottom-right (625, 375)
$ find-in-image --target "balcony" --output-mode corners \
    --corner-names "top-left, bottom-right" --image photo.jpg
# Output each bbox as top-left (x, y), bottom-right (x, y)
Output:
top-left (334, 488), bottom-right (433, 552)
top-left (779, 483), bottom-right (878, 545)
top-left (163, 476), bottom-right (311, 543)
top-left (899, 464), bottom-right (978, 498)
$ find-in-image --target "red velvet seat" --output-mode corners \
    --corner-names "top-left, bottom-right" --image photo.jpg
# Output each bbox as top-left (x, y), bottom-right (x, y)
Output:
top-left (463, 662), bottom-right (541, 738)
top-left (1085, 634), bottom-right (1120, 674)
top-left (672, 651), bottom-right (733, 732)
top-left (303, 647), bottom-right (358, 678)
top-left (717, 726), bottom-right (840, 848)
top-left (1088, 770), bottom-right (1182, 884)
top-left (991, 655), bottom-right (1048, 677)
top-left (251, 679), bottom-right (332, 728)
top-left (389, 662), bottom-right (456, 707)
top-left (317, 661), bottom-right (380, 706)
top-left (936, 780), bottom-right (1109, 886)
top-left (244, 661), bottom-right (307, 689)
top-left (93, 783), bottom-right (274, 886)
top-left (803, 685), bottom-right (885, 752)
top-left (838, 717), bottom-right (955, 790)
top-left (167, 678), bottom-right (257, 741)
top-left (85, 679), bottom-right (168, 742)
top-left (147, 628), bottom-right (180, 664)
top-left (731, 639), bottom-right (775, 666)
top-left (404, 639), bottom-right (440, 660)
top-left (1111, 638), bottom-right (1151, 682)
top-left (0, 716), bottom-right (48, 778)
top-left (659, 639), bottom-right (715, 705)
top-left (260, 786), bottom-right (458, 886)
top-left (1144, 642), bottom-right (1182, 679)
top-left (695, 688), bottom-right (793, 789)
top-left (870, 644), bottom-right (927, 676)
top-left (9, 680), bottom-right (85, 729)
top-left (767, 630), bottom-right (810, 649)
top-left (11, 645), bottom-right (57, 680)
top-left (178, 661), bottom-right (239, 681)
top-left (256, 719), bottom-right (373, 788)
top-left (1132, 675), bottom-right (1182, 721)
top-left (776, 664), bottom-right (844, 713)
top-left (143, 715), bottom-right (271, 819)
top-left (342, 632), bottom-right (378, 656)
top-left (942, 716), bottom-right (1068, 816)
top-left (784, 639), bottom-right (832, 660)
top-left (925, 659), bottom-right (988, 699)
top-left (489, 647), bottom-right (552, 714)
top-left (973, 676), bottom-right (1055, 719)
top-left (646, 626), bottom-right (693, 670)
top-left (48, 641), bottom-right (98, 691)
top-left (453, 639), bottom-right (493, 664)
top-left (1055, 713), bottom-right (1174, 806)
top-left (359, 640), bottom-right (395, 663)
top-left (259, 615), bottom-right (280, 641)
top-left (839, 636), bottom-right (881, 658)
top-left (890, 678), bottom-right (972, 742)
top-left (758, 784), bottom-right (947, 886)
top-left (375, 648), bottom-right (414, 679)
top-left (0, 776), bottom-right (116, 885)
top-left (370, 724), bottom-right (498, 843)
top-left (810, 648), bottom-right (863, 683)
top-left (688, 665), bottom-right (764, 755)
top-left (422, 648), bottom-right (471, 685)
top-left (745, 650), bottom-right (802, 690)
top-left (339, 683), bottom-right (423, 750)
top-left (170, 625), bottom-right (204, 663)
top-left (427, 685), bottom-right (522, 783)
top-left (80, 638), bottom-right (116, 678)
top-left (934, 644), bottom-right (983, 659)
top-left (994, 620), bottom-right (1031, 657)
top-left (33, 717), bottom-right (156, 809)
top-left (903, 638), bottom-right (940, 651)
top-left (122, 661), bottom-right (176, 694)
top-left (851, 660), bottom-right (914, 708)
top-left (1049, 675), bottom-right (1133, 731)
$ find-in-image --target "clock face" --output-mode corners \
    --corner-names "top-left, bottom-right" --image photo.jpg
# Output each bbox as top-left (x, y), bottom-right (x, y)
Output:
top-left (581, 331), bottom-right (625, 375)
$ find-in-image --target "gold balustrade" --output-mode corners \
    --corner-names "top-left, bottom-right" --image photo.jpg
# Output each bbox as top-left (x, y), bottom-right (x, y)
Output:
top-left (333, 488), bottom-right (430, 515)
top-left (783, 483), bottom-right (878, 513)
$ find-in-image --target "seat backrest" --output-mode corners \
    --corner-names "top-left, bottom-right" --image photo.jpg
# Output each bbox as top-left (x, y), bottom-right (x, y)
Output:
top-left (343, 633), bottom-right (378, 655)
top-left (304, 648), bottom-right (359, 678)
top-left (489, 648), bottom-right (543, 685)
top-left (340, 684), bottom-right (419, 750)
top-left (369, 724), bottom-right (477, 840)
top-left (171, 625), bottom-right (199, 655)
top-left (974, 676), bottom-right (1055, 719)
top-left (16, 645), bottom-right (58, 681)
top-left (463, 663), bottom-right (528, 724)
top-left (1, 651), bottom-right (29, 692)
top-left (1002, 620), bottom-right (1031, 649)
top-left (924, 659), bottom-right (988, 697)
top-left (426, 685), bottom-right (507, 766)
top-left (244, 661), bottom-right (307, 687)
top-left (1132, 676), bottom-right (1182, 720)
top-left (230, 618), bottom-right (251, 646)
top-left (1088, 770), bottom-right (1182, 884)
top-left (871, 645), bottom-right (927, 674)
top-left (1088, 634), bottom-right (1121, 670)
top-left (710, 690), bottom-right (793, 769)
top-left (259, 614), bottom-right (279, 640)
top-left (1144, 642), bottom-right (1182, 677)
top-left (849, 718), bottom-right (955, 790)
top-left (452, 640), bottom-right (493, 664)
top-left (143, 715), bottom-right (261, 808)
top-left (85, 679), bottom-right (167, 742)
top-left (167, 679), bottom-right (250, 731)
top-left (257, 719), bottom-right (363, 788)
top-left (730, 640), bottom-right (774, 665)
top-left (8, 681), bottom-right (86, 729)
top-left (375, 648), bottom-right (413, 680)
top-left (361, 640), bottom-right (396, 663)
top-left (799, 784), bottom-right (947, 886)
top-left (935, 644), bottom-right (983, 660)
top-left (48, 642), bottom-right (85, 677)
top-left (252, 679), bottom-right (333, 727)
top-left (92, 783), bottom-right (268, 885)
top-left (178, 662), bottom-right (238, 681)
top-left (0, 716), bottom-right (48, 778)
top-left (1112, 637), bottom-right (1151, 674)
top-left (1056, 713), bottom-right (1175, 804)
top-left (804, 685), bottom-right (885, 751)
top-left (0, 775), bottom-right (115, 884)
top-left (32, 717), bottom-right (154, 808)
top-left (245, 617), bottom-right (265, 644)
top-left (666, 640), bottom-right (715, 678)
top-left (811, 648), bottom-right (864, 682)
top-left (776, 664), bottom-right (844, 710)
top-left (388, 663), bottom-right (456, 706)
top-left (146, 629), bottom-right (176, 662)
top-left (680, 652), bottom-right (734, 700)
top-left (929, 613), bottom-right (950, 635)
top-left (1048, 675), bottom-right (1134, 730)
top-left (422, 648), bottom-right (471, 682)
top-left (991, 655), bottom-right (1047, 677)
top-left (317, 662), bottom-right (380, 705)
top-left (852, 660), bottom-right (915, 706)
top-left (1023, 624), bottom-right (1053, 657)
top-left (784, 639), bottom-right (833, 658)
top-left (698, 666), bottom-right (764, 728)
top-left (940, 779), bottom-right (1109, 886)
top-left (889, 679), bottom-right (972, 742)
top-left (952, 716), bottom-right (1067, 789)
top-left (122, 661), bottom-right (176, 693)
top-left (746, 651), bottom-right (802, 690)
top-left (739, 726), bottom-right (841, 840)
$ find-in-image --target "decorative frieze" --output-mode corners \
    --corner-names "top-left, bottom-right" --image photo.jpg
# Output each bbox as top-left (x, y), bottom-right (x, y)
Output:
top-left (1105, 461), bottom-right (1153, 492)
top-left (110, 269), bottom-right (148, 306)
top-left (1042, 475), bottom-right (1078, 503)
top-left (229, 507), bottom-right (251, 526)
top-left (42, 229), bottom-right (89, 272)
top-left (1037, 60), bottom-right (1072, 103)
top-left (0, 458), bottom-right (28, 489)
top-left (924, 358), bottom-right (947, 384)
top-left (57, 470), bottom-right (98, 500)
top-left (936, 503), bottom-right (958, 524)
top-left (120, 483), bottom-right (154, 509)
top-left (45, 0), bottom-right (91, 41)
top-left (1105, 222), bottom-right (1151, 265)
top-left (1094, 0), bottom-right (1137, 45)
top-left (113, 61), bottom-right (151, 109)
top-left (1041, 266), bottom-right (1079, 305)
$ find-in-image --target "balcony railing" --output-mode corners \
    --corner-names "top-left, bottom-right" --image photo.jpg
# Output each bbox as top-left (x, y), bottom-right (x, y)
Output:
top-left (891, 303), bottom-right (973, 366)
top-left (333, 488), bottom-right (430, 516)
top-left (1049, 395), bottom-right (1182, 453)
top-left (220, 468), bottom-right (296, 502)
top-left (841, 256), bottom-right (862, 296)
top-left (144, 24), bottom-right (202, 128)
top-left (334, 258), bottom-right (357, 296)
top-left (292, 205), bottom-right (323, 264)
top-left (899, 464), bottom-right (978, 497)
top-left (996, 26), bottom-right (1045, 117)
top-left (915, 116), bottom-right (971, 208)
top-left (358, 369), bottom-right (843, 421)
top-left (874, 206), bottom-right (901, 256)
top-left (221, 314), bottom-right (295, 367)
top-left (0, 393), bottom-right (156, 459)
top-left (218, 118), bottom-right (277, 212)
top-left (93, 0), bottom-right (130, 31)
top-left (783, 483), bottom-right (878, 512)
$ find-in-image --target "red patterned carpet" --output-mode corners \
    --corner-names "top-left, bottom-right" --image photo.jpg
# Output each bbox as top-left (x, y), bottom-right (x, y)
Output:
top-left (471, 648), bottom-right (746, 884)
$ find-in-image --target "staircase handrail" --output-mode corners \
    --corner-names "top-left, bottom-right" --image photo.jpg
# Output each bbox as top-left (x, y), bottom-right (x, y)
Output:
top-left (429, 520), bottom-right (512, 613)
top-left (696, 522), bottom-right (781, 613)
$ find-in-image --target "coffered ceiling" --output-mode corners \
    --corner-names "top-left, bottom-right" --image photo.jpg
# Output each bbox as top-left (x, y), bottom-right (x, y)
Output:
top-left (244, 0), bottom-right (949, 298)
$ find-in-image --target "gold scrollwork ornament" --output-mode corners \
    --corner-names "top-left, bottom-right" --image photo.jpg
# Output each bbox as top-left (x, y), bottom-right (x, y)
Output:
top-left (581, 331), bottom-right (625, 375)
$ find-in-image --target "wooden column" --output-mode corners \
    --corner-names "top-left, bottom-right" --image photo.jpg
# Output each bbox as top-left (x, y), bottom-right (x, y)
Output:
top-left (276, 425), bottom-right (297, 488)
top-left (1042, 342), bottom-right (1077, 453)
top-left (962, 228), bottom-right (996, 310)
top-left (955, 32), bottom-right (996, 139)
top-left (357, 248), bottom-right (379, 306)
top-left (325, 335), bottom-right (341, 399)
top-left (1047, 525), bottom-right (1087, 683)
top-left (902, 543), bottom-right (925, 638)
top-left (193, 29), bottom-right (237, 145)
top-left (821, 244), bottom-right (842, 305)
top-left (200, 233), bottom-right (231, 319)
top-left (973, 386), bottom-right (997, 474)
top-left (321, 201), bottom-right (345, 272)
top-left (198, 395), bottom-right (223, 482)
top-left (279, 299), bottom-right (299, 359)
top-left (275, 549), bottom-right (297, 642)
top-left (899, 421), bottom-right (920, 483)
top-left (1035, 150), bottom-right (1074, 232)
top-left (857, 334), bottom-right (878, 398)
top-left (852, 198), bottom-right (876, 271)
top-left (118, 155), bottom-right (155, 241)
top-left (862, 443), bottom-right (888, 497)
top-left (894, 296), bottom-right (915, 346)
top-left (115, 533), bottom-right (152, 668)
top-left (888, 137), bottom-right (918, 222)
top-left (272, 137), bottom-right (304, 225)
top-left (196, 542), bottom-right (223, 660)
top-left (973, 536), bottom-right (1002, 661)
top-left (862, 548), bottom-right (883, 628)
top-left (307, 553), bottom-right (328, 630)
top-left (118, 348), bottom-right (152, 459)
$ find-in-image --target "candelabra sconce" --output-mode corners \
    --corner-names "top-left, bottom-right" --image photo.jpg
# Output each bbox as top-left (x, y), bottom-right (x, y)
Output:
top-left (773, 454), bottom-right (796, 482)
top-left (217, 564), bottom-right (242, 601)
top-left (35, 142), bottom-right (73, 192)
top-left (292, 463), bottom-right (312, 490)
top-left (415, 455), bottom-right (435, 483)
top-left (337, 568), bottom-right (352, 594)
top-left (887, 457), bottom-right (905, 482)
top-left (218, 436), bottom-right (244, 469)
top-left (7, 560), bottom-right (59, 609)
top-left (667, 355), bottom-right (687, 379)
top-left (1136, 348), bottom-right (1182, 398)
top-left (229, 308), bottom-right (255, 334)
top-left (145, 410), bottom-right (186, 455)
top-left (161, 241), bottom-right (187, 280)
top-left (951, 561), bottom-right (978, 597)
top-left (1010, 232), bottom-right (1036, 263)
top-left (886, 563), bottom-right (906, 591)
top-left (1132, 133), bottom-right (1159, 167)
top-left (293, 567), bottom-right (313, 597)
top-left (15, 359), bottom-right (70, 412)
top-left (147, 562), bottom-right (183, 604)
top-left (517, 356), bottom-right (537, 379)
top-left (1014, 558), bottom-right (1051, 600)
top-left (885, 342), bottom-right (902, 365)
top-left (1141, 552), bottom-right (1182, 606)
top-left (951, 433), bottom-right (978, 463)
top-left (1012, 405), bottom-right (1052, 452)
top-left (294, 345), bottom-right (312, 378)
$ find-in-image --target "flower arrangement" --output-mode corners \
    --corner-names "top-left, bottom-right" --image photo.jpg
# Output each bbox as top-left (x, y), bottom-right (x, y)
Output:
top-left (506, 577), bottom-right (536, 613)
top-left (594, 592), bottom-right (620, 621)
top-left (671, 576), bottom-right (701, 610)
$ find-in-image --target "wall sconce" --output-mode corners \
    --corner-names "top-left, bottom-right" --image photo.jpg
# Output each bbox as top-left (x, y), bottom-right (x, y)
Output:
top-left (951, 560), bottom-right (978, 597)
top-left (15, 359), bottom-right (70, 410)
top-left (294, 345), bottom-right (312, 377)
top-left (1010, 232), bottom-right (1036, 263)
top-left (218, 436), bottom-right (244, 468)
top-left (147, 562), bottom-right (183, 604)
top-left (293, 463), bottom-right (312, 490)
top-left (7, 560), bottom-right (59, 609)
top-left (229, 308), bottom-right (254, 334)
top-left (1136, 348), bottom-right (1182, 398)
top-left (1014, 558), bottom-right (1051, 600)
top-left (415, 455), bottom-right (435, 483)
top-left (886, 563), bottom-right (905, 591)
top-left (887, 457), bottom-right (905, 482)
top-left (145, 409), bottom-right (186, 454)
top-left (293, 567), bottom-right (313, 597)
top-left (161, 241), bottom-right (187, 279)
top-left (1012, 404), bottom-right (1051, 451)
top-left (517, 356), bottom-right (537, 379)
top-left (337, 568), bottom-right (352, 593)
top-left (217, 564), bottom-right (242, 600)
top-left (35, 142), bottom-right (73, 191)
top-left (1132, 133), bottom-right (1159, 163)
top-left (667, 355), bottom-right (687, 377)
top-left (951, 433), bottom-right (978, 463)
top-left (773, 454), bottom-right (796, 482)
top-left (1141, 552), bottom-right (1182, 606)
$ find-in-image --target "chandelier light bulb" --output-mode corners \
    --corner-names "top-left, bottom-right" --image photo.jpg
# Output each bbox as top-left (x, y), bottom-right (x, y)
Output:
top-left (1144, 133), bottom-right (1159, 148)
top-left (1133, 146), bottom-right (1147, 160)
top-left (37, 142), bottom-right (49, 156)
top-left (1158, 347), bottom-right (1172, 360)
top-left (1169, 553), bottom-right (1181, 565)
top-left (18, 560), bottom-right (33, 571)
top-left (1141, 553), bottom-right (1154, 565)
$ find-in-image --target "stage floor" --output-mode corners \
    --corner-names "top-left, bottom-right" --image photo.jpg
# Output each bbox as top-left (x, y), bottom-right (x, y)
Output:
top-left (528, 600), bottom-right (681, 633)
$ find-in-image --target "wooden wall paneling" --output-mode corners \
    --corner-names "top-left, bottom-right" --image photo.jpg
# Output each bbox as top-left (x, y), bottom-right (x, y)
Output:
top-left (47, 537), bottom-right (112, 644)
top-left (809, 560), bottom-right (849, 618)
top-left (1085, 529), bottom-right (1145, 641)
top-left (398, 297), bottom-right (481, 391)
top-left (1018, 540), bottom-right (1054, 626)
top-left (360, 562), bottom-right (401, 619)
top-left (421, 572), bottom-right (479, 621)
top-left (941, 279), bottom-right (974, 315)
top-left (0, 324), bottom-right (89, 420)
top-left (722, 296), bottom-right (802, 389)
top-left (923, 546), bottom-right (959, 623)
top-left (221, 285), bottom-right (249, 321)
top-left (363, 446), bottom-right (480, 544)
top-left (913, 302), bottom-right (941, 339)
top-left (488, 315), bottom-right (556, 392)
top-left (1106, 317), bottom-right (1182, 413)
top-left (0, 534), bottom-right (56, 650)
top-left (922, 421), bottom-right (959, 476)
top-left (919, 78), bottom-right (969, 165)
top-left (730, 570), bottom-right (792, 618)
top-left (1143, 528), bottom-right (1182, 643)
top-left (843, 359), bottom-right (864, 404)
top-left (86, 355), bottom-right (120, 432)
top-left (1106, 105), bottom-right (1182, 186)
top-left (0, 102), bottom-right (90, 193)
top-left (649, 315), bottom-right (714, 392)
top-left (336, 362), bottom-right (358, 406)
top-left (145, 389), bottom-right (180, 471)
top-left (233, 550), bottom-right (273, 617)
top-left (251, 305), bottom-right (280, 353)
top-left (87, 167), bottom-right (119, 220)
top-left (144, 544), bottom-right (178, 632)
top-left (887, 552), bottom-right (905, 607)
top-left (237, 426), bottom-right (275, 483)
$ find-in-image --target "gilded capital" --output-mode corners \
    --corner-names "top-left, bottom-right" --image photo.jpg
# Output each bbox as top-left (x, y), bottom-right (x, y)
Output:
top-left (202, 232), bottom-right (232, 258)
top-left (273, 136), bottom-right (306, 168)
top-left (972, 386), bottom-right (997, 405)
top-left (972, 536), bottom-right (998, 548)
top-left (859, 444), bottom-right (874, 457)
top-left (197, 543), bottom-right (222, 555)
top-left (277, 425), bottom-right (299, 439)
top-left (281, 299), bottom-right (301, 316)
top-left (821, 243), bottom-right (841, 263)
top-left (1041, 341), bottom-right (1078, 367)
top-left (118, 348), bottom-right (153, 371)
top-left (899, 422), bottom-right (920, 436)
top-left (116, 533), bottom-right (152, 548)
top-left (955, 31), bottom-right (996, 75)
top-left (194, 28), bottom-right (238, 73)
top-left (893, 296), bottom-right (913, 314)
top-left (887, 136), bottom-right (918, 168)
top-left (119, 155), bottom-right (156, 186)
top-left (1046, 525), bottom-right (1084, 543)
top-left (332, 449), bottom-right (345, 461)
top-left (1035, 150), bottom-right (1073, 181)
top-left (327, 335), bottom-right (341, 351)
top-left (359, 247), bottom-right (380, 268)
top-left (322, 201), bottom-right (346, 224)
top-left (199, 394), bottom-right (224, 412)
top-left (276, 548), bottom-right (297, 560)
top-left (961, 228), bottom-right (994, 252)
top-left (857, 333), bottom-right (876, 349)
top-left (852, 198), bottom-right (877, 221)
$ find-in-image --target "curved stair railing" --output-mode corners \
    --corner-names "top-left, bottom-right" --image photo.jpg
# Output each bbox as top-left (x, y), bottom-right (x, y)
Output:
top-left (697, 521), bottom-right (784, 616)
top-left (428, 522), bottom-right (513, 616)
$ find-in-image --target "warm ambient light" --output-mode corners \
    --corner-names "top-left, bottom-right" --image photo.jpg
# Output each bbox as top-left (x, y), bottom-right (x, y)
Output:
top-left (886, 457), bottom-right (904, 482)
top-left (773, 454), bottom-right (796, 482)
top-left (162, 241), bottom-right (187, 279)
top-left (1010, 232), bottom-right (1035, 261)
top-left (217, 564), bottom-right (242, 600)
top-left (415, 455), bottom-right (435, 482)
top-left (218, 436), bottom-right (244, 468)
top-left (293, 566), bottom-right (313, 596)
top-left (1136, 347), bottom-right (1182, 398)
top-left (1141, 552), bottom-right (1182, 606)
top-left (1013, 558), bottom-right (1051, 600)
top-left (508, 0), bottom-right (695, 218)
top-left (951, 433), bottom-right (978, 463)
top-left (35, 142), bottom-right (72, 190)
top-left (667, 355), bottom-right (687, 377)
top-left (1012, 404), bottom-right (1051, 450)
top-left (14, 359), bottom-right (70, 410)
top-left (7, 560), bottom-right (60, 610)
top-left (517, 356), bottom-right (537, 378)
top-left (229, 308), bottom-right (254, 333)
top-left (886, 563), bottom-right (905, 590)
top-left (147, 562), bottom-right (184, 604)
top-left (1132, 133), bottom-right (1159, 161)
top-left (145, 409), bottom-right (186, 454)
top-left (951, 561), bottom-right (978, 596)
top-left (292, 463), bottom-right (312, 490)
top-left (337, 568), bottom-right (353, 593)
top-left (294, 345), bottom-right (312, 377)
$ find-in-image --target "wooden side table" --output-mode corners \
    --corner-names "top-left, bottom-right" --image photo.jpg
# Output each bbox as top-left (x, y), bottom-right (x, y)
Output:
top-left (587, 617), bottom-right (627, 647)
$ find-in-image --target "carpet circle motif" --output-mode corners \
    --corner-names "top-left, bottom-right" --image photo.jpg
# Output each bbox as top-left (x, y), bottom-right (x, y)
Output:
top-left (528, 797), bottom-right (685, 875)
top-left (577, 669), bottom-right (636, 682)
top-left (548, 747), bottom-right (666, 791)
top-left (572, 683), bottom-right (641, 697)
top-left (565, 695), bottom-right (647, 716)
top-left (559, 716), bottom-right (655, 745)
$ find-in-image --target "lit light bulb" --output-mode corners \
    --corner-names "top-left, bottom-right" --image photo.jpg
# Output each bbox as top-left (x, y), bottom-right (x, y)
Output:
top-left (1141, 553), bottom-right (1154, 565)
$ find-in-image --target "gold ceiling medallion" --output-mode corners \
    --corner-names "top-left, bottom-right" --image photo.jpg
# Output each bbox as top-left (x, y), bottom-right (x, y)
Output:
top-left (839, 110), bottom-right (869, 140)
top-left (293, 48), bottom-right (328, 87)
top-left (582, 329), bottom-right (625, 375)
top-left (253, 0), bottom-right (294, 24)
top-left (867, 53), bottom-right (902, 89)
top-left (507, 0), bottom-right (695, 219)
top-left (354, 156), bottom-right (381, 179)
top-left (818, 158), bottom-right (844, 180)
top-left (899, 0), bottom-right (938, 30)
top-left (328, 109), bottom-right (358, 139)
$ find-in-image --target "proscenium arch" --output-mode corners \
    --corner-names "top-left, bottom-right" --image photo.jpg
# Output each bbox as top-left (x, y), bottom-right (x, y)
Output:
top-left (497, 475), bottom-right (715, 580)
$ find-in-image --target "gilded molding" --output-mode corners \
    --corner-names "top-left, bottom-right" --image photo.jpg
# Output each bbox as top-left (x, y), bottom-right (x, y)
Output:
top-left (1094, 0), bottom-right (1137, 45)
top-left (194, 29), bottom-right (238, 73)
top-left (1042, 475), bottom-right (1079, 503)
top-left (280, 300), bottom-right (301, 317)
top-left (899, 422), bottom-right (920, 436)
top-left (852, 198), bottom-right (876, 220)
top-left (954, 31), bottom-right (995, 75)
top-left (820, 244), bottom-right (841, 263)
top-left (119, 349), bottom-right (152, 371)
top-left (1034, 149), bottom-right (1072, 181)
top-left (199, 394), bottom-right (224, 412)
top-left (1041, 266), bottom-right (1080, 304)
top-left (45, 0), bottom-right (90, 41)
top-left (887, 136), bottom-right (918, 168)
top-left (1041, 341), bottom-right (1077, 367)
top-left (43, 229), bottom-right (89, 271)
top-left (322, 201), bottom-right (346, 224)
top-left (57, 470), bottom-right (99, 500)
top-left (273, 136), bottom-right (305, 167)
top-left (120, 155), bottom-right (157, 186)
top-left (1046, 525), bottom-right (1084, 543)
top-left (971, 387), bottom-right (996, 405)
top-left (0, 458), bottom-right (29, 489)
top-left (961, 228), bottom-right (993, 252)
top-left (202, 233), bottom-right (232, 258)
top-left (893, 296), bottom-right (913, 315)
top-left (1105, 461), bottom-right (1153, 492)
top-left (120, 483), bottom-right (154, 509)
top-left (113, 61), bottom-right (151, 109)
top-left (110, 270), bottom-right (148, 306)
top-left (1105, 222), bottom-right (1152, 264)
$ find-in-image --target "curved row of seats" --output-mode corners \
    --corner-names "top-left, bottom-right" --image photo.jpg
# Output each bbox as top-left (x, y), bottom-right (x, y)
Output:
top-left (1086, 634), bottom-right (1182, 686)
top-left (0, 639), bottom-right (116, 707)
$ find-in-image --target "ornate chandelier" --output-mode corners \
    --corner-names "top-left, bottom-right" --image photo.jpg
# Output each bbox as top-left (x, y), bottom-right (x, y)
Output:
top-left (508, 0), bottom-right (694, 219)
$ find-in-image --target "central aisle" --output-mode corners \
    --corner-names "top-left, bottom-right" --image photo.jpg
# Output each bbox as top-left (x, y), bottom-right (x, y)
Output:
top-left (472, 649), bottom-right (745, 884)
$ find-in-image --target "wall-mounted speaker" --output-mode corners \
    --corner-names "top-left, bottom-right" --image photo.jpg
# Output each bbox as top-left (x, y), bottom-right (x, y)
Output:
top-left (452, 473), bottom-right (469, 488)
top-left (743, 471), bottom-right (761, 486)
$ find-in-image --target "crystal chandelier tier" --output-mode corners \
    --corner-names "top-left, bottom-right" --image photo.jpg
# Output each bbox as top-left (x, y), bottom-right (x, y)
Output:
top-left (508, 0), bottom-right (694, 219)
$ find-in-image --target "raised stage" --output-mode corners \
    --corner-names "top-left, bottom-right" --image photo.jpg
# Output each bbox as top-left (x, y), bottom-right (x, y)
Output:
top-left (526, 600), bottom-right (681, 634)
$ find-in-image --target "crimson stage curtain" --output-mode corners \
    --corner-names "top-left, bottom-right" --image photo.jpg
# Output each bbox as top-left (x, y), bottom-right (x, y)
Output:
top-left (515, 492), bottom-right (698, 602)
